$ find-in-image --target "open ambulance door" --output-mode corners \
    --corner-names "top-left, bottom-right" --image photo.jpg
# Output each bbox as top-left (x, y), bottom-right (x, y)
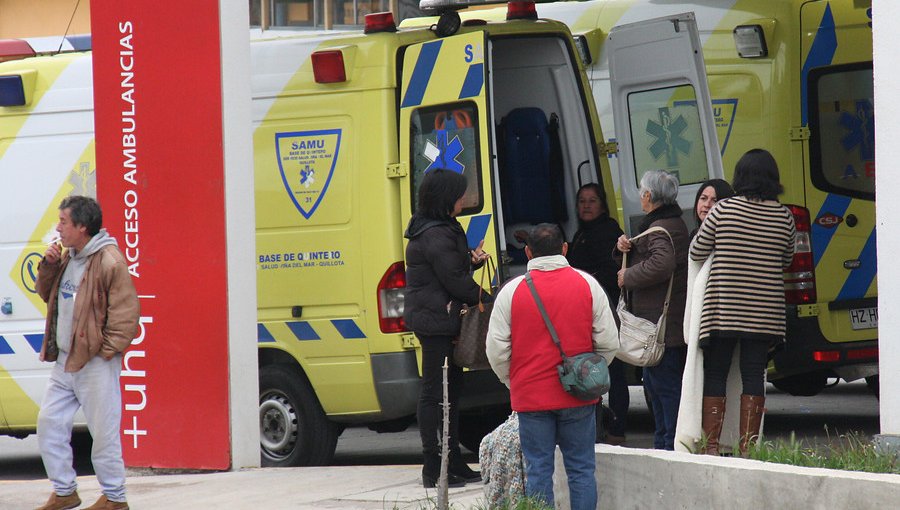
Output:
top-left (398, 31), bottom-right (499, 284)
top-left (607, 12), bottom-right (724, 235)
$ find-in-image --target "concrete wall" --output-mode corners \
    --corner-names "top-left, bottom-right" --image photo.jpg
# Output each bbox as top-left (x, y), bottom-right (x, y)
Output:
top-left (552, 446), bottom-right (900, 509)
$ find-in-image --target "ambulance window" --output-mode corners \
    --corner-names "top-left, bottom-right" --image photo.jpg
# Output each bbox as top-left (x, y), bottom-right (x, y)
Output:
top-left (626, 85), bottom-right (709, 187)
top-left (808, 63), bottom-right (874, 200)
top-left (409, 102), bottom-right (484, 215)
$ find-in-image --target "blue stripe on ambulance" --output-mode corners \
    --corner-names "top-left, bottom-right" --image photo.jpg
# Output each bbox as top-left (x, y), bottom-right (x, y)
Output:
top-left (401, 40), bottom-right (443, 108)
top-left (812, 194), bottom-right (852, 267)
top-left (257, 324), bottom-right (276, 343)
top-left (331, 319), bottom-right (366, 339)
top-left (0, 334), bottom-right (43, 354)
top-left (836, 227), bottom-right (877, 301)
top-left (287, 321), bottom-right (320, 341)
top-left (25, 334), bottom-right (42, 352)
top-left (459, 63), bottom-right (484, 99)
top-left (465, 214), bottom-right (491, 250)
top-left (801, 3), bottom-right (837, 126)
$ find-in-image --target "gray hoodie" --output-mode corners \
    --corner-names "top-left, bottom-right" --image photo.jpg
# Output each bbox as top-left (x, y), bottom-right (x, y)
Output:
top-left (56, 229), bottom-right (118, 354)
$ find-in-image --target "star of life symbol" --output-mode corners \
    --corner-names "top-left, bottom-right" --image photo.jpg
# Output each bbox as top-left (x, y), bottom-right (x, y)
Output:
top-left (424, 129), bottom-right (465, 173)
top-left (646, 107), bottom-right (690, 167)
top-left (300, 164), bottom-right (315, 188)
top-left (840, 99), bottom-right (875, 163)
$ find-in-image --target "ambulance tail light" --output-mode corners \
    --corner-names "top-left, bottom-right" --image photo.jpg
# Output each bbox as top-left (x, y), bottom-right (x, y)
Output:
top-left (784, 205), bottom-right (816, 305)
top-left (378, 262), bottom-right (407, 333)
top-left (364, 12), bottom-right (397, 34)
top-left (311, 50), bottom-right (346, 84)
top-left (507, 1), bottom-right (537, 20)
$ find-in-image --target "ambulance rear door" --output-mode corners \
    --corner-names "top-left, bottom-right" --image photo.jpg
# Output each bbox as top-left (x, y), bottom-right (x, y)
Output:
top-left (607, 12), bottom-right (723, 234)
top-left (398, 31), bottom-right (499, 279)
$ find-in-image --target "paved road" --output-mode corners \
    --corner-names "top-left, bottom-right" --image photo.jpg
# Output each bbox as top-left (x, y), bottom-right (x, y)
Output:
top-left (0, 379), bottom-right (880, 480)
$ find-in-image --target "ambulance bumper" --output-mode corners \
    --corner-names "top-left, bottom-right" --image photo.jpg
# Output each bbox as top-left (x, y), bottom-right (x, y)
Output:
top-left (772, 305), bottom-right (879, 379)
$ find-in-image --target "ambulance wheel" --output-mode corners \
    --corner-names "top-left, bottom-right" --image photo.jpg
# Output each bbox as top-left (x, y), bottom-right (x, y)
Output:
top-left (259, 365), bottom-right (339, 467)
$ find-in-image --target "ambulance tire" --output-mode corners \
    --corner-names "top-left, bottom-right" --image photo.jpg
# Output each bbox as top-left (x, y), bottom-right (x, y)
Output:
top-left (259, 365), bottom-right (339, 467)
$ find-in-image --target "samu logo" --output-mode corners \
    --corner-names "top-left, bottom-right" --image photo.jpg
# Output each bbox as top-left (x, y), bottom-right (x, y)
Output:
top-left (275, 129), bottom-right (342, 219)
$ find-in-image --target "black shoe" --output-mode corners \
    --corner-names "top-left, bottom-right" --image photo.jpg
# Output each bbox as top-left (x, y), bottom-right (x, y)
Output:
top-left (422, 471), bottom-right (468, 488)
top-left (449, 461), bottom-right (482, 483)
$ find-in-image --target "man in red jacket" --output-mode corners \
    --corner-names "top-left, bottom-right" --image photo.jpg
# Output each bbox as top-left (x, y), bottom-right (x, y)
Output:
top-left (486, 224), bottom-right (618, 510)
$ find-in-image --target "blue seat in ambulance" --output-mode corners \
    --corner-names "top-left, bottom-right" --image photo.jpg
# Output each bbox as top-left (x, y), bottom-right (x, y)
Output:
top-left (498, 107), bottom-right (567, 226)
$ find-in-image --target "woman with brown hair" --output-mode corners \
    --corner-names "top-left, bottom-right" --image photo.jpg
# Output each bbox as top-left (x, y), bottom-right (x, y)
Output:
top-left (691, 149), bottom-right (796, 455)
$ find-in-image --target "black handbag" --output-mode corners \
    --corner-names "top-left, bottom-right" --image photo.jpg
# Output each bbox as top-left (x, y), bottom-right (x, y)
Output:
top-left (453, 256), bottom-right (496, 370)
top-left (524, 272), bottom-right (610, 400)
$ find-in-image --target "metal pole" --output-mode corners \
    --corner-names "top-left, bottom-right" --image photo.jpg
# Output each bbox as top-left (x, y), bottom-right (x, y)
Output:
top-left (324, 0), bottom-right (333, 29)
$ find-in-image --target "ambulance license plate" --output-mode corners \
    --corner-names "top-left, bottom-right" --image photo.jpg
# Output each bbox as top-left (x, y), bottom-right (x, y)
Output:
top-left (849, 307), bottom-right (878, 330)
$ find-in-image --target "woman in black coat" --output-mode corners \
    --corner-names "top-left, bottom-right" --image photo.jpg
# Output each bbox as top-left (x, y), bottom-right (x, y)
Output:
top-left (566, 183), bottom-right (629, 444)
top-left (404, 168), bottom-right (488, 488)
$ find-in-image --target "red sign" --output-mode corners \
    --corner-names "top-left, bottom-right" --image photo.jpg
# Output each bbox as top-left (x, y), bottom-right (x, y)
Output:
top-left (91, 1), bottom-right (231, 469)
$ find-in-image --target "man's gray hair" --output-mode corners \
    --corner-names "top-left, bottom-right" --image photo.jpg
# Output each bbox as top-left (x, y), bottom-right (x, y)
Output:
top-left (639, 170), bottom-right (679, 206)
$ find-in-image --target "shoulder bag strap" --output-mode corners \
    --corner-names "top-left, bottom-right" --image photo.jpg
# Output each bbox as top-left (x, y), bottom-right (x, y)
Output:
top-left (474, 255), bottom-right (495, 312)
top-left (620, 226), bottom-right (675, 318)
top-left (524, 273), bottom-right (569, 362)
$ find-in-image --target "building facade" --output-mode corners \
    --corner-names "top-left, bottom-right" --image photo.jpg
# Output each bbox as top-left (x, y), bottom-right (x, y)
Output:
top-left (1, 0), bottom-right (426, 39)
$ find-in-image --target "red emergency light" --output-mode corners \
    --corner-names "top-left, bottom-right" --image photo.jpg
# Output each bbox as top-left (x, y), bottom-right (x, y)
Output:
top-left (365, 12), bottom-right (398, 34)
top-left (507, 1), bottom-right (537, 20)
top-left (311, 50), bottom-right (346, 84)
top-left (0, 39), bottom-right (35, 62)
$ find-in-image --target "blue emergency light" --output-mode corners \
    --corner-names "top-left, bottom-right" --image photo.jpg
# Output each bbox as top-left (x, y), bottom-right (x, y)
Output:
top-left (0, 75), bottom-right (26, 107)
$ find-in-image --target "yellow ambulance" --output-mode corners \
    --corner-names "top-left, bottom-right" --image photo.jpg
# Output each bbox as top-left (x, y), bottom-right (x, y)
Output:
top-left (0, 3), bottom-right (724, 465)
top-left (433, 0), bottom-right (877, 397)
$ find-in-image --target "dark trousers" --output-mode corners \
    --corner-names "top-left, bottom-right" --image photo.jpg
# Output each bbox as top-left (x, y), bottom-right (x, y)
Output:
top-left (416, 334), bottom-right (463, 458)
top-left (702, 337), bottom-right (768, 397)
top-left (606, 358), bottom-right (630, 437)
top-left (643, 345), bottom-right (687, 450)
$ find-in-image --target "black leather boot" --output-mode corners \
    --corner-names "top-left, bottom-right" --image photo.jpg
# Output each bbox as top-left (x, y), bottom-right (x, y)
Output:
top-left (449, 452), bottom-right (482, 483)
top-left (422, 453), bottom-right (467, 488)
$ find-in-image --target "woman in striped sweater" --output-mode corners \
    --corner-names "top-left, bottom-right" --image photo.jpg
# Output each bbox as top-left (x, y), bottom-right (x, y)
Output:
top-left (690, 149), bottom-right (796, 455)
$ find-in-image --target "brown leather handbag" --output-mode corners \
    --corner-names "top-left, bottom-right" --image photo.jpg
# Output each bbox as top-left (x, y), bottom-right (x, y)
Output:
top-left (454, 256), bottom-right (496, 370)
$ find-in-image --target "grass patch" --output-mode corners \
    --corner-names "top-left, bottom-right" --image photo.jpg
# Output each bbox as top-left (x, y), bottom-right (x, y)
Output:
top-left (744, 429), bottom-right (900, 475)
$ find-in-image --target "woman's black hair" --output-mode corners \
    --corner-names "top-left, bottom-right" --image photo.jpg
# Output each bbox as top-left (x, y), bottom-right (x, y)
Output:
top-left (732, 148), bottom-right (784, 201)
top-left (576, 183), bottom-right (609, 219)
top-left (417, 168), bottom-right (469, 220)
top-left (692, 178), bottom-right (734, 224)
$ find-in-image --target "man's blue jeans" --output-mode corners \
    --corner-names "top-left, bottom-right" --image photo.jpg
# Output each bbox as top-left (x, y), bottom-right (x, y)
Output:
top-left (518, 404), bottom-right (597, 510)
top-left (643, 345), bottom-right (687, 450)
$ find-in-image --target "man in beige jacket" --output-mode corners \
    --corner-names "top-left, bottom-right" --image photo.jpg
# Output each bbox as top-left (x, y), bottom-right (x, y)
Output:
top-left (34, 196), bottom-right (140, 510)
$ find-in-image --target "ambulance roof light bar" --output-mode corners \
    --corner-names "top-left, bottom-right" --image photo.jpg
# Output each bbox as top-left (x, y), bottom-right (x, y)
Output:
top-left (507, 1), bottom-right (537, 20)
top-left (419, 0), bottom-right (507, 14)
top-left (0, 39), bottom-right (35, 63)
